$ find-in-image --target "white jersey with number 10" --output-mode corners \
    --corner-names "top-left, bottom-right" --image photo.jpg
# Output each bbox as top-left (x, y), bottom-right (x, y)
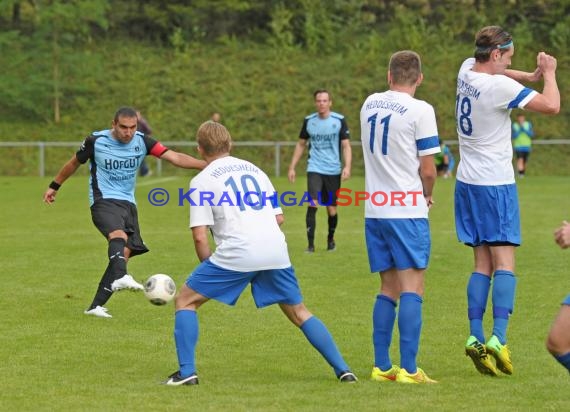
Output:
top-left (189, 156), bottom-right (290, 272)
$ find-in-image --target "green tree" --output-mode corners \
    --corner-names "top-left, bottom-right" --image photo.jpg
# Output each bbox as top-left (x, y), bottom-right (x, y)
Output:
top-left (38, 0), bottom-right (109, 123)
top-left (0, 0), bottom-right (108, 122)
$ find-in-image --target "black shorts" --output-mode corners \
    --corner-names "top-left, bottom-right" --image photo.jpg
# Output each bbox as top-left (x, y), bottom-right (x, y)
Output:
top-left (90, 199), bottom-right (149, 257)
top-left (307, 172), bottom-right (341, 206)
top-left (515, 151), bottom-right (530, 161)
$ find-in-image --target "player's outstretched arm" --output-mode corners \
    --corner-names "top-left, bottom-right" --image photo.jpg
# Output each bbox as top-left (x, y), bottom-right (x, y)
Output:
top-left (43, 155), bottom-right (81, 204)
top-left (161, 150), bottom-right (207, 170)
top-left (506, 52), bottom-right (544, 83)
top-left (505, 68), bottom-right (542, 83)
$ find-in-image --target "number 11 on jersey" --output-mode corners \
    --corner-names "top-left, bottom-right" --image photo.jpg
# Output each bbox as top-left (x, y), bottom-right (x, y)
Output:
top-left (367, 113), bottom-right (391, 156)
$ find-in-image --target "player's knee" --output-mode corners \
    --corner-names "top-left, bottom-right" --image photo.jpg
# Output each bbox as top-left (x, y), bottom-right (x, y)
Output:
top-left (380, 283), bottom-right (400, 299)
top-left (546, 332), bottom-right (560, 355)
top-left (545, 326), bottom-right (570, 356)
top-left (108, 230), bottom-right (128, 241)
top-left (174, 285), bottom-right (206, 311)
top-left (175, 296), bottom-right (201, 311)
top-left (280, 302), bottom-right (311, 326)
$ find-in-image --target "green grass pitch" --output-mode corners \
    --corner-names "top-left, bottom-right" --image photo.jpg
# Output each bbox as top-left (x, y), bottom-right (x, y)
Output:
top-left (1, 175), bottom-right (569, 411)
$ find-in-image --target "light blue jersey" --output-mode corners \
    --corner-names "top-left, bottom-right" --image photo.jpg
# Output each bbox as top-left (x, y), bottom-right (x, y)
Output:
top-left (299, 112), bottom-right (350, 175)
top-left (76, 130), bottom-right (167, 205)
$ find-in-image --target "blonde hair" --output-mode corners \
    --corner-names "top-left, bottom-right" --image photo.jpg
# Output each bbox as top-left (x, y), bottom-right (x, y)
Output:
top-left (196, 121), bottom-right (232, 156)
top-left (389, 51), bottom-right (422, 86)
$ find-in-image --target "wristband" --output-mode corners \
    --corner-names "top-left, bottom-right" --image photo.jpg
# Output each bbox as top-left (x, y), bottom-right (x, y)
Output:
top-left (49, 181), bottom-right (61, 191)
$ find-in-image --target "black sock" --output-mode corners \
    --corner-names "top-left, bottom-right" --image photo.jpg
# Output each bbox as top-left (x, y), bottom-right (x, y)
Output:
top-left (87, 238), bottom-right (127, 310)
top-left (306, 207), bottom-right (317, 247)
top-left (88, 266), bottom-right (114, 310)
top-left (328, 214), bottom-right (338, 241)
top-left (108, 238), bottom-right (127, 282)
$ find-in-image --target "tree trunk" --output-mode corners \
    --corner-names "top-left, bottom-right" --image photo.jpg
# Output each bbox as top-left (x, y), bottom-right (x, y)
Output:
top-left (12, 2), bottom-right (21, 27)
top-left (52, 29), bottom-right (61, 124)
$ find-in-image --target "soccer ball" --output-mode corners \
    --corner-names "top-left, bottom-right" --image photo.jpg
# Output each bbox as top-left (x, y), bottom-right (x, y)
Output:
top-left (144, 274), bottom-right (176, 306)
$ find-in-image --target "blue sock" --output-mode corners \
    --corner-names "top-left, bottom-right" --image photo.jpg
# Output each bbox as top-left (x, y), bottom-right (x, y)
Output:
top-left (174, 310), bottom-right (199, 378)
top-left (467, 272), bottom-right (491, 342)
top-left (398, 292), bottom-right (423, 374)
top-left (372, 294), bottom-right (397, 370)
top-left (300, 316), bottom-right (349, 376)
top-left (492, 270), bottom-right (517, 344)
top-left (554, 352), bottom-right (570, 374)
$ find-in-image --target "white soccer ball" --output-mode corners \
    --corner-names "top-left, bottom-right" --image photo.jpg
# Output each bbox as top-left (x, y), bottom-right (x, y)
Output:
top-left (144, 274), bottom-right (176, 306)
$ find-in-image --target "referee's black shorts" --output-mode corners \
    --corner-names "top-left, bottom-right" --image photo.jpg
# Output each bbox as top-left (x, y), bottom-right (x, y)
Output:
top-left (307, 172), bottom-right (341, 206)
top-left (90, 199), bottom-right (149, 257)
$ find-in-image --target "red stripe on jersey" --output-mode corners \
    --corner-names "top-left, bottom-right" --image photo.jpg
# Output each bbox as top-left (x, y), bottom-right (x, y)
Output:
top-left (150, 142), bottom-right (169, 158)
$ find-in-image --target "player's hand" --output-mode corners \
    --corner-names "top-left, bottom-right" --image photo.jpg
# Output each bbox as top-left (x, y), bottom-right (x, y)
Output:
top-left (538, 52), bottom-right (557, 74)
top-left (341, 167), bottom-right (351, 181)
top-left (287, 168), bottom-right (296, 183)
top-left (425, 196), bottom-right (434, 209)
top-left (554, 221), bottom-right (570, 249)
top-left (43, 188), bottom-right (57, 204)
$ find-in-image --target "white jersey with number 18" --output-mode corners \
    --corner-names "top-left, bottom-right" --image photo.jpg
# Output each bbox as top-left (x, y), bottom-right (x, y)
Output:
top-left (455, 58), bottom-right (537, 186)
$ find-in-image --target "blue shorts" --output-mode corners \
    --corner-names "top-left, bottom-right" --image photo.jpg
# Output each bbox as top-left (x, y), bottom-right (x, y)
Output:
top-left (365, 218), bottom-right (430, 272)
top-left (454, 181), bottom-right (521, 247)
top-left (186, 259), bottom-right (303, 308)
top-left (563, 295), bottom-right (570, 306)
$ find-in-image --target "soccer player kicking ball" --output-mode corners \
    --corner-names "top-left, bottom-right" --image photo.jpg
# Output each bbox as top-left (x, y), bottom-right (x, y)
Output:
top-left (360, 50), bottom-right (440, 383)
top-left (164, 121), bottom-right (357, 385)
top-left (43, 107), bottom-right (205, 318)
